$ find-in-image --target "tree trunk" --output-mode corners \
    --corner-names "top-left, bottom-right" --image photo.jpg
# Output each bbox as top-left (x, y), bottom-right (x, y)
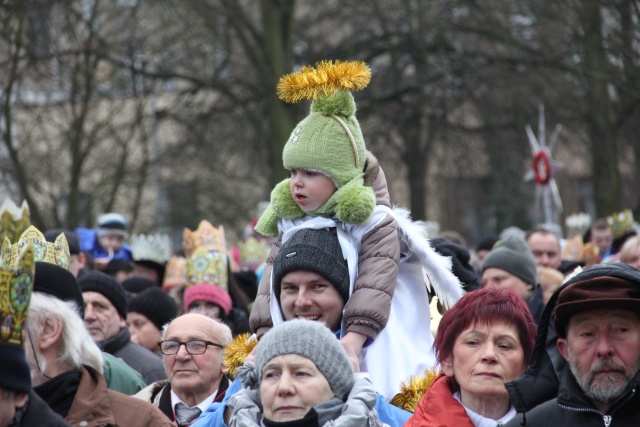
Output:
top-left (261, 0), bottom-right (297, 188)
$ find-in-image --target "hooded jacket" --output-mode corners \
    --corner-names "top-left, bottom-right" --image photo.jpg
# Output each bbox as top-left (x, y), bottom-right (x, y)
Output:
top-left (505, 262), bottom-right (640, 426)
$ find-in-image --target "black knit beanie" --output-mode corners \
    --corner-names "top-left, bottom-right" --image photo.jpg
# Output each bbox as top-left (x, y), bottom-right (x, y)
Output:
top-left (78, 270), bottom-right (127, 319)
top-left (122, 276), bottom-right (157, 294)
top-left (272, 228), bottom-right (349, 304)
top-left (34, 261), bottom-right (85, 318)
top-left (127, 287), bottom-right (177, 331)
top-left (482, 235), bottom-right (538, 285)
top-left (431, 238), bottom-right (481, 292)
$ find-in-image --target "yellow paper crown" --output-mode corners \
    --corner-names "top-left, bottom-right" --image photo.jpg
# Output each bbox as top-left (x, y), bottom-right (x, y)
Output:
top-left (162, 255), bottom-right (188, 290)
top-left (608, 209), bottom-right (635, 239)
top-left (238, 237), bottom-right (269, 270)
top-left (183, 220), bottom-right (226, 258)
top-left (0, 244), bottom-right (35, 348)
top-left (0, 199), bottom-right (30, 244)
top-left (3, 226), bottom-right (70, 270)
top-left (186, 246), bottom-right (228, 289)
top-left (561, 235), bottom-right (599, 266)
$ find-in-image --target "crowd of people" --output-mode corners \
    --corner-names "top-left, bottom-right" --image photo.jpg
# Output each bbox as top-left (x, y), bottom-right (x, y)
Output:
top-left (1, 60), bottom-right (640, 427)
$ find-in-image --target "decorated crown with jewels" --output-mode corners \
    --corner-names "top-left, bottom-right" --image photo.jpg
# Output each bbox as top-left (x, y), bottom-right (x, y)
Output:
top-left (0, 199), bottom-right (30, 245)
top-left (183, 220), bottom-right (226, 258)
top-left (3, 226), bottom-right (70, 270)
top-left (186, 245), bottom-right (229, 290)
top-left (0, 244), bottom-right (35, 348)
top-left (608, 209), bottom-right (635, 239)
top-left (130, 233), bottom-right (172, 264)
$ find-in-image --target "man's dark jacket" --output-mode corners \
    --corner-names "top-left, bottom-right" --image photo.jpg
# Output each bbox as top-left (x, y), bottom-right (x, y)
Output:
top-left (505, 263), bottom-right (640, 426)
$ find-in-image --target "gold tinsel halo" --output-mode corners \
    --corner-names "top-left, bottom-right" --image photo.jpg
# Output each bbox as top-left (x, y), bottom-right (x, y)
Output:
top-left (389, 369), bottom-right (440, 413)
top-left (223, 333), bottom-right (258, 379)
top-left (277, 60), bottom-right (371, 104)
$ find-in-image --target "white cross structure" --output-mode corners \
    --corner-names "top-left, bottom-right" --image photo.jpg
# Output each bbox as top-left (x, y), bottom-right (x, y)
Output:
top-left (523, 104), bottom-right (564, 231)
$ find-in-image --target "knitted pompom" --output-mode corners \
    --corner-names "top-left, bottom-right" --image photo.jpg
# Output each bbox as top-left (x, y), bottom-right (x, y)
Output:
top-left (334, 184), bottom-right (375, 225)
top-left (312, 91), bottom-right (356, 117)
top-left (237, 363), bottom-right (260, 390)
top-left (270, 179), bottom-right (305, 219)
top-left (254, 205), bottom-right (279, 238)
top-left (254, 179), bottom-right (305, 237)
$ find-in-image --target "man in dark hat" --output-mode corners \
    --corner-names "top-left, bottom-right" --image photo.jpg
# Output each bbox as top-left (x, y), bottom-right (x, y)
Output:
top-left (481, 235), bottom-right (545, 324)
top-left (507, 263), bottom-right (640, 426)
top-left (79, 270), bottom-right (166, 384)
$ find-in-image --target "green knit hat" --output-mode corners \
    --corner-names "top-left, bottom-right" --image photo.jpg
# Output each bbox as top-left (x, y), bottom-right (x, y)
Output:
top-left (280, 60), bottom-right (371, 188)
top-left (254, 60), bottom-right (376, 237)
top-left (283, 90), bottom-right (366, 188)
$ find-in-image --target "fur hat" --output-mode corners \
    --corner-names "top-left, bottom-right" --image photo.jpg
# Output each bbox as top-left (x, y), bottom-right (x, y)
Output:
top-left (248, 319), bottom-right (354, 400)
top-left (482, 235), bottom-right (537, 286)
top-left (272, 228), bottom-right (349, 305)
top-left (255, 61), bottom-right (376, 237)
top-left (128, 287), bottom-right (177, 331)
top-left (78, 271), bottom-right (127, 319)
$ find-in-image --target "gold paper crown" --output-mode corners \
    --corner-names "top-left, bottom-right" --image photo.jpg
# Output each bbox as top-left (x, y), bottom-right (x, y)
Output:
top-left (238, 237), bottom-right (269, 270)
top-left (561, 235), bottom-right (599, 266)
top-left (130, 233), bottom-right (172, 264)
top-left (162, 255), bottom-right (187, 290)
top-left (3, 226), bottom-right (70, 270)
top-left (186, 245), bottom-right (228, 289)
top-left (0, 199), bottom-right (30, 245)
top-left (608, 209), bottom-right (635, 239)
top-left (0, 244), bottom-right (35, 348)
top-left (183, 220), bottom-right (226, 258)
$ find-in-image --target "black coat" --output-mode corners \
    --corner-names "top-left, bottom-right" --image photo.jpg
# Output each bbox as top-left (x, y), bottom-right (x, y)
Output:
top-left (505, 263), bottom-right (640, 425)
top-left (507, 367), bottom-right (640, 427)
top-left (17, 390), bottom-right (70, 427)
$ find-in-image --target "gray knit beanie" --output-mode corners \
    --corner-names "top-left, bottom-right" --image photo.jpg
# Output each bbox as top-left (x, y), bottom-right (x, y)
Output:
top-left (482, 235), bottom-right (538, 285)
top-left (255, 319), bottom-right (354, 400)
top-left (272, 228), bottom-right (349, 304)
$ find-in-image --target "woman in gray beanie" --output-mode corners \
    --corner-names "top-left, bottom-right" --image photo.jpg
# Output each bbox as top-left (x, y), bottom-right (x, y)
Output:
top-left (227, 319), bottom-right (388, 427)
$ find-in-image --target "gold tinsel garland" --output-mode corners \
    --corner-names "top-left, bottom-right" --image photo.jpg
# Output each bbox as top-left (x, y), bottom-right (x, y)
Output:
top-left (223, 333), bottom-right (258, 379)
top-left (277, 60), bottom-right (371, 104)
top-left (389, 369), bottom-right (440, 413)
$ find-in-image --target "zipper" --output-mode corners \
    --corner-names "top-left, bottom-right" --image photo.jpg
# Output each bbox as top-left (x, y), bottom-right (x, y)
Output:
top-left (558, 385), bottom-right (636, 427)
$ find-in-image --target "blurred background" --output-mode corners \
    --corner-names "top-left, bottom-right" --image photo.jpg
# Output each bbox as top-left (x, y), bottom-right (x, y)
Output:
top-left (1, 0), bottom-right (638, 247)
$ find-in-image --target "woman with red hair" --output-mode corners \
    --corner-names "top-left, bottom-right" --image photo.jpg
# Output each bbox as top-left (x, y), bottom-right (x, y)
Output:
top-left (405, 286), bottom-right (537, 427)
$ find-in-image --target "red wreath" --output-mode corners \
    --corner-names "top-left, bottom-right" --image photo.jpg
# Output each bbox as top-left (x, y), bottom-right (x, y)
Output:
top-left (532, 151), bottom-right (552, 185)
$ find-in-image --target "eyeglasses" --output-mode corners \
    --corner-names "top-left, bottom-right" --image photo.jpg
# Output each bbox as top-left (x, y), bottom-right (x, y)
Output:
top-left (158, 340), bottom-right (224, 355)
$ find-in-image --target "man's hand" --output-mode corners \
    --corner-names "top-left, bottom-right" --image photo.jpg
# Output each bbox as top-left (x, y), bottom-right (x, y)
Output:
top-left (339, 331), bottom-right (368, 373)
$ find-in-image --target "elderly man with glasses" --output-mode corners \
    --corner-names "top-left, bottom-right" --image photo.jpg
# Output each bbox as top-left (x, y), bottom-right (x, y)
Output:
top-left (134, 313), bottom-right (233, 427)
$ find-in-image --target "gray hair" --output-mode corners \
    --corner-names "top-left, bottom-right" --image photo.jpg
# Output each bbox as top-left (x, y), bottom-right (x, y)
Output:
top-left (28, 292), bottom-right (103, 373)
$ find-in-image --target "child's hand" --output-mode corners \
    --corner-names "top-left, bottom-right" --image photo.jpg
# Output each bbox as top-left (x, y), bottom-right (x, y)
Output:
top-left (339, 331), bottom-right (368, 373)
